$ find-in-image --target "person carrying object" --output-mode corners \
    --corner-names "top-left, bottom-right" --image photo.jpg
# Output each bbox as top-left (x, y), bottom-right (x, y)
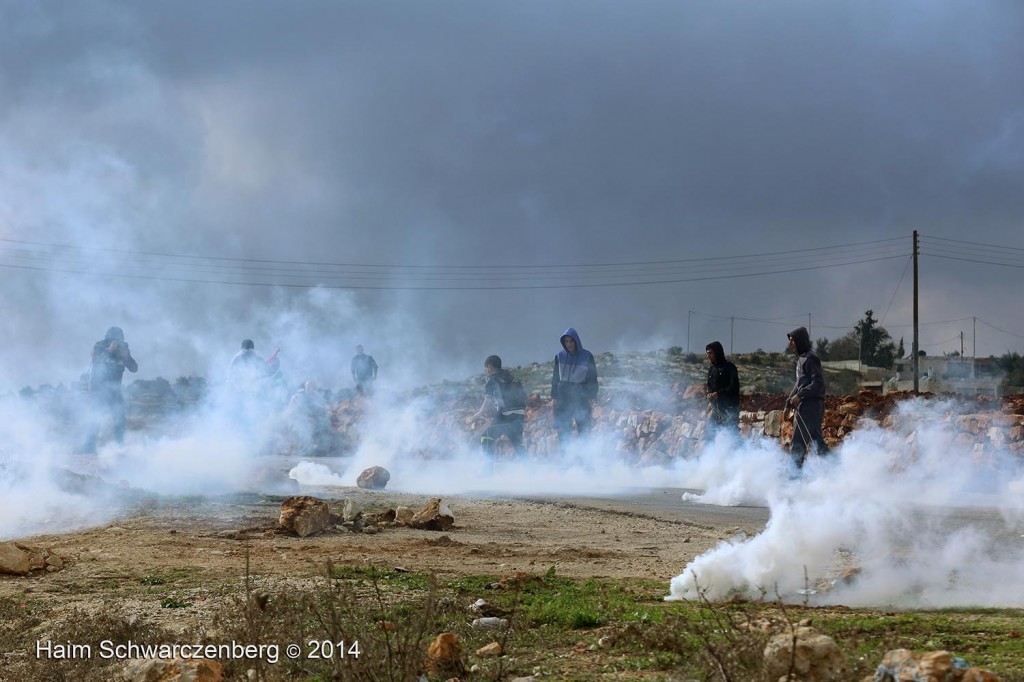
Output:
top-left (229, 339), bottom-right (280, 390)
top-left (468, 355), bottom-right (527, 456)
top-left (786, 326), bottom-right (830, 468)
top-left (551, 328), bottom-right (599, 442)
top-left (80, 326), bottom-right (138, 453)
top-left (705, 340), bottom-right (740, 434)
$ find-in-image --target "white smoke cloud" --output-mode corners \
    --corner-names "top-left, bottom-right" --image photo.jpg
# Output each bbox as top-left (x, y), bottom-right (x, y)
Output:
top-left (668, 397), bottom-right (1024, 607)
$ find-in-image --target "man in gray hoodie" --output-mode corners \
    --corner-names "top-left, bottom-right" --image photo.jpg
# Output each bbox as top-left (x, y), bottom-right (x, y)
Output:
top-left (551, 328), bottom-right (599, 443)
top-left (786, 326), bottom-right (830, 468)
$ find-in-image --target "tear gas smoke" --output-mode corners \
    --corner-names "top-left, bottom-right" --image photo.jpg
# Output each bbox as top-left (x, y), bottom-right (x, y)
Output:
top-left (4, 312), bottom-right (1023, 612)
top-left (668, 397), bottom-right (1024, 608)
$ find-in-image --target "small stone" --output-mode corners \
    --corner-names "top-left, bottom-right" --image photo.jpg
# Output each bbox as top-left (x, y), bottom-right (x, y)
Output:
top-left (343, 499), bottom-right (364, 522)
top-left (475, 642), bottom-right (503, 657)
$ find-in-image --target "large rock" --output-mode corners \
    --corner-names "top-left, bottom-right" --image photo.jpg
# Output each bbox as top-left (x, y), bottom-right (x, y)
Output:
top-left (764, 410), bottom-right (785, 437)
top-left (278, 496), bottom-right (332, 537)
top-left (410, 498), bottom-right (455, 531)
top-left (394, 506), bottom-right (414, 525)
top-left (122, 657), bottom-right (224, 681)
top-left (356, 466), bottom-right (390, 490)
top-left (763, 626), bottom-right (845, 682)
top-left (0, 542), bottom-right (30, 575)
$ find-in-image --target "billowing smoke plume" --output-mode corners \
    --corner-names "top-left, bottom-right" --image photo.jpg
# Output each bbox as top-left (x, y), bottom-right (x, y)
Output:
top-left (668, 398), bottom-right (1024, 607)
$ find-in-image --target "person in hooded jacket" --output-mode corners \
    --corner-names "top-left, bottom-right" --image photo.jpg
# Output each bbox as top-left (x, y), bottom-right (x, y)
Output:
top-left (551, 328), bottom-right (599, 442)
top-left (469, 355), bottom-right (526, 456)
top-left (705, 341), bottom-right (740, 433)
top-left (81, 326), bottom-right (138, 453)
top-left (786, 326), bottom-right (829, 467)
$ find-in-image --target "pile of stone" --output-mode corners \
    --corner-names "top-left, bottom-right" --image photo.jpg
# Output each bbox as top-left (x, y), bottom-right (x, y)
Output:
top-left (319, 385), bottom-right (1024, 462)
top-left (0, 541), bottom-right (66, 575)
top-left (277, 495), bottom-right (456, 537)
top-left (742, 391), bottom-right (1024, 454)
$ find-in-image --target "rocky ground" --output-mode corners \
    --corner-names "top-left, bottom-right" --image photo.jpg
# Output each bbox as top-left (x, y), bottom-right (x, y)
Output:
top-left (0, 487), bottom-right (735, 633)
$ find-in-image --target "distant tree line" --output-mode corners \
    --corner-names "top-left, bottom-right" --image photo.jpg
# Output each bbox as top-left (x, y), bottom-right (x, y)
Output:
top-left (813, 310), bottom-right (904, 369)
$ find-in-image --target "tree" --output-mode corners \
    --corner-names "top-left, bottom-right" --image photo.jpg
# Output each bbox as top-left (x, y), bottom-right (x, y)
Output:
top-left (997, 352), bottom-right (1024, 388)
top-left (814, 337), bottom-right (831, 360)
top-left (810, 312), bottom-right (899, 368)
top-left (828, 332), bottom-right (860, 361)
top-left (854, 310), bottom-right (898, 368)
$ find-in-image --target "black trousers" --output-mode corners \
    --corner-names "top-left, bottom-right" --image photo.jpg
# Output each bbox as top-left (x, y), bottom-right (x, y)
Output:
top-left (481, 414), bottom-right (525, 454)
top-left (790, 398), bottom-right (829, 468)
top-left (553, 397), bottom-right (593, 441)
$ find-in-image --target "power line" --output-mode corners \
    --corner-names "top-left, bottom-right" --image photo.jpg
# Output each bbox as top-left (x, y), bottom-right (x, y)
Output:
top-left (977, 318), bottom-right (1024, 342)
top-left (0, 245), bottom-right (908, 282)
top-left (879, 256), bottom-right (912, 325)
top-left (0, 235), bottom-right (906, 271)
top-left (923, 235), bottom-right (1024, 253)
top-left (0, 254), bottom-right (909, 291)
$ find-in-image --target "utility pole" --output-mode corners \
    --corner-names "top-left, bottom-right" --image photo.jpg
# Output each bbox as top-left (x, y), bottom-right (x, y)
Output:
top-left (972, 316), bottom-right (977, 378)
top-left (913, 230), bottom-right (920, 392)
top-left (960, 331), bottom-right (964, 358)
top-left (808, 313), bottom-right (811, 338)
top-left (730, 316), bottom-right (734, 354)
top-left (687, 310), bottom-right (692, 354)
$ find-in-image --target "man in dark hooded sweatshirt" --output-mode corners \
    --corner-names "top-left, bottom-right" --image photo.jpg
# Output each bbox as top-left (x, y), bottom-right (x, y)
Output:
top-left (786, 326), bottom-right (829, 467)
top-left (470, 355), bottom-right (526, 456)
top-left (705, 341), bottom-right (740, 433)
top-left (551, 328), bottom-right (599, 442)
top-left (81, 326), bottom-right (138, 453)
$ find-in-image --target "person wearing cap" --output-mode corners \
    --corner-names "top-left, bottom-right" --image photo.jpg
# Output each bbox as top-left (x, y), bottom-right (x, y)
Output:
top-left (80, 326), bottom-right (138, 453)
top-left (705, 341), bottom-right (740, 434)
top-left (551, 328), bottom-right (599, 443)
top-left (786, 326), bottom-right (829, 468)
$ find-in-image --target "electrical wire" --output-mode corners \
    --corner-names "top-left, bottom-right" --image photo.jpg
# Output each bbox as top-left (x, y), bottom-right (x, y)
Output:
top-left (879, 256), bottom-right (912, 325)
top-left (0, 234), bottom-right (909, 290)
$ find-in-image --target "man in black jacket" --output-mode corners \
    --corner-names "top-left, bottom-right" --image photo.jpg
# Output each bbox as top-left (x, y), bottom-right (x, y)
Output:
top-left (351, 345), bottom-right (378, 395)
top-left (705, 341), bottom-right (740, 434)
top-left (787, 326), bottom-right (830, 468)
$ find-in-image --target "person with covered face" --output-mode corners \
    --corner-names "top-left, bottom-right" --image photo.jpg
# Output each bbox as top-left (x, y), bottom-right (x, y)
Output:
top-left (705, 341), bottom-right (740, 433)
top-left (551, 328), bottom-right (599, 442)
top-left (80, 326), bottom-right (138, 453)
top-left (786, 326), bottom-right (830, 467)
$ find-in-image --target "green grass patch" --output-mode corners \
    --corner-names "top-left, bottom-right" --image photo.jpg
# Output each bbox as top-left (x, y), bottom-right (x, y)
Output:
top-left (329, 564), bottom-right (433, 591)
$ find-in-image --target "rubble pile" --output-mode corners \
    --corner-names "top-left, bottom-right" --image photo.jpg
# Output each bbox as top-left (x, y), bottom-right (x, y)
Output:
top-left (0, 541), bottom-right (66, 575)
top-left (321, 388), bottom-right (1024, 461)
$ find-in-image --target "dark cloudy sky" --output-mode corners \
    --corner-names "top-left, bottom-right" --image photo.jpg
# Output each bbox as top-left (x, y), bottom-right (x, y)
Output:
top-left (1, 0), bottom-right (1022, 389)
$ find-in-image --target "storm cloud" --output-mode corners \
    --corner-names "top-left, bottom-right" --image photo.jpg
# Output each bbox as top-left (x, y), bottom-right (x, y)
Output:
top-left (1, 0), bottom-right (1022, 390)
